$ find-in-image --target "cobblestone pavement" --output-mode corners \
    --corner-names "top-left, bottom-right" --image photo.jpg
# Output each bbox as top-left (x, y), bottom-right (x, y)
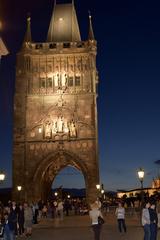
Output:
top-left (18, 213), bottom-right (160, 240)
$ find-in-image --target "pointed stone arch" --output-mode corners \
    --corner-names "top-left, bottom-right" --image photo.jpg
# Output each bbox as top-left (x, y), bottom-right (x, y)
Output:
top-left (30, 149), bottom-right (96, 202)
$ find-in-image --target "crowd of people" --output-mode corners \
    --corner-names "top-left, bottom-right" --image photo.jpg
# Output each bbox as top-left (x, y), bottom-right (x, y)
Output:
top-left (0, 201), bottom-right (33, 240)
top-left (89, 197), bottom-right (160, 240)
top-left (0, 198), bottom-right (88, 240)
top-left (142, 201), bottom-right (159, 240)
top-left (0, 196), bottom-right (160, 240)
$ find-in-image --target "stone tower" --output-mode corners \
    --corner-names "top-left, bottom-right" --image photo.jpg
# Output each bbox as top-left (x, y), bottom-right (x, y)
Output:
top-left (13, 2), bottom-right (99, 202)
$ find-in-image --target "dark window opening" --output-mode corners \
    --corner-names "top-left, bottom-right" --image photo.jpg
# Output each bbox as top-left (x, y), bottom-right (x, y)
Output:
top-left (49, 43), bottom-right (56, 49)
top-left (35, 44), bottom-right (43, 49)
top-left (68, 77), bottom-right (73, 87)
top-left (40, 78), bottom-right (46, 88)
top-left (63, 43), bottom-right (70, 48)
top-left (47, 78), bottom-right (53, 88)
top-left (75, 76), bottom-right (81, 86)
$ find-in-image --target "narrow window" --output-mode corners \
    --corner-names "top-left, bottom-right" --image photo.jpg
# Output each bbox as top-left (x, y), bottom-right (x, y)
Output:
top-left (47, 78), bottom-right (52, 88)
top-left (68, 76), bottom-right (73, 87)
top-left (75, 76), bottom-right (81, 86)
top-left (40, 78), bottom-right (46, 88)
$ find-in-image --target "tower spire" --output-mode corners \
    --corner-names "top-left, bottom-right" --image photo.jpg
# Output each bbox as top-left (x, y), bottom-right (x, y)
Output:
top-left (88, 11), bottom-right (95, 40)
top-left (47, 1), bottom-right (81, 42)
top-left (23, 14), bottom-right (32, 44)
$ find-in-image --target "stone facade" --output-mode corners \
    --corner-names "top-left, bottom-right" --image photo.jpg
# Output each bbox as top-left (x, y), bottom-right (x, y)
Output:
top-left (13, 3), bottom-right (99, 203)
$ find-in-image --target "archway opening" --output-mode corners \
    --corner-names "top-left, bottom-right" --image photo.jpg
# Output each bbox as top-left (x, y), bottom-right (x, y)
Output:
top-left (51, 166), bottom-right (86, 200)
top-left (33, 150), bottom-right (96, 203)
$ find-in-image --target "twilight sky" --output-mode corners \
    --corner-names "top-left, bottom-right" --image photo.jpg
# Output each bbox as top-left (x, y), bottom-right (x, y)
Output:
top-left (0, 0), bottom-right (160, 191)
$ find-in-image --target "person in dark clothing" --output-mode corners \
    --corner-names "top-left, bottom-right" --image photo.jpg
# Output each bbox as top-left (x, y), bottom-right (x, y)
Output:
top-left (64, 199), bottom-right (70, 216)
top-left (3, 211), bottom-right (15, 240)
top-left (32, 203), bottom-right (39, 224)
top-left (17, 205), bottom-right (24, 236)
top-left (149, 203), bottom-right (158, 240)
top-left (0, 218), bottom-right (4, 239)
top-left (10, 202), bottom-right (18, 237)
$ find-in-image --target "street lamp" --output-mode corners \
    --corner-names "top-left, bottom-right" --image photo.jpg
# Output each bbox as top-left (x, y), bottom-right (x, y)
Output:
top-left (138, 168), bottom-right (145, 206)
top-left (96, 183), bottom-right (105, 200)
top-left (101, 189), bottom-right (104, 194)
top-left (17, 186), bottom-right (22, 191)
top-left (138, 168), bottom-right (144, 189)
top-left (96, 184), bottom-right (101, 199)
top-left (96, 184), bottom-right (100, 190)
top-left (54, 192), bottom-right (58, 197)
top-left (17, 185), bottom-right (22, 202)
top-left (0, 171), bottom-right (5, 183)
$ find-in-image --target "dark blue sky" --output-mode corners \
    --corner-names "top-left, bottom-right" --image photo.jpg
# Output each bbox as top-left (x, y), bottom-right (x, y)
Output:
top-left (0, 0), bottom-right (160, 191)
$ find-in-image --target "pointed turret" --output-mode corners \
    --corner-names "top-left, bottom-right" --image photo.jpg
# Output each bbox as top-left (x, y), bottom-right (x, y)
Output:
top-left (0, 21), bottom-right (9, 56)
top-left (88, 12), bottom-right (95, 40)
top-left (47, 1), bottom-right (81, 42)
top-left (0, 38), bottom-right (8, 56)
top-left (23, 15), bottom-right (32, 44)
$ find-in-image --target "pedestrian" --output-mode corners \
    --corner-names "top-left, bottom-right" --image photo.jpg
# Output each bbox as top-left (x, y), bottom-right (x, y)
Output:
top-left (3, 211), bottom-right (15, 240)
top-left (115, 202), bottom-right (127, 233)
top-left (0, 212), bottom-right (4, 239)
top-left (57, 200), bottom-right (64, 220)
top-left (89, 201), bottom-right (104, 240)
top-left (142, 202), bottom-right (151, 240)
top-left (53, 200), bottom-right (58, 218)
top-left (149, 203), bottom-right (158, 240)
top-left (24, 203), bottom-right (33, 237)
top-left (95, 198), bottom-right (102, 210)
top-left (17, 204), bottom-right (24, 236)
top-left (10, 202), bottom-right (18, 237)
top-left (32, 202), bottom-right (39, 224)
top-left (156, 200), bottom-right (160, 228)
top-left (42, 205), bottom-right (47, 218)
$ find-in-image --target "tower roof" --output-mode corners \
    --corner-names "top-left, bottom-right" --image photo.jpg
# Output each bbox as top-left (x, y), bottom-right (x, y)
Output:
top-left (47, 2), bottom-right (81, 42)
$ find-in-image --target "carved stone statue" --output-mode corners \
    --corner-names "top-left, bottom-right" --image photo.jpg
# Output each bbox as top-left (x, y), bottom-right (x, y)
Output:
top-left (45, 122), bottom-right (52, 138)
top-left (56, 116), bottom-right (64, 133)
top-left (52, 122), bottom-right (57, 134)
top-left (63, 121), bottom-right (69, 133)
top-left (54, 73), bottom-right (59, 87)
top-left (62, 72), bottom-right (67, 86)
top-left (69, 120), bottom-right (76, 137)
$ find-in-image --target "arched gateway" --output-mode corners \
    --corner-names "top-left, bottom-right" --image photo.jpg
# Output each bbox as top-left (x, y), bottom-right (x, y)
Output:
top-left (33, 150), bottom-right (92, 202)
top-left (13, 2), bottom-right (99, 203)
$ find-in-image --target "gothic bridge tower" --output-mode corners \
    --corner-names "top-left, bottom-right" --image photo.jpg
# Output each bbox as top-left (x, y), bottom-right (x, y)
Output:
top-left (13, 1), bottom-right (99, 202)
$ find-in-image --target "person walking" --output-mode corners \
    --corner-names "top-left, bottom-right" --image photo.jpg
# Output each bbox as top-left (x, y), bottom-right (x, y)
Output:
top-left (17, 204), bottom-right (24, 236)
top-left (149, 203), bottom-right (158, 240)
top-left (57, 200), bottom-right (64, 220)
top-left (142, 202), bottom-right (151, 240)
top-left (24, 203), bottom-right (33, 237)
top-left (156, 200), bottom-right (160, 228)
top-left (89, 202), bottom-right (104, 240)
top-left (3, 211), bottom-right (15, 240)
top-left (115, 202), bottom-right (127, 233)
